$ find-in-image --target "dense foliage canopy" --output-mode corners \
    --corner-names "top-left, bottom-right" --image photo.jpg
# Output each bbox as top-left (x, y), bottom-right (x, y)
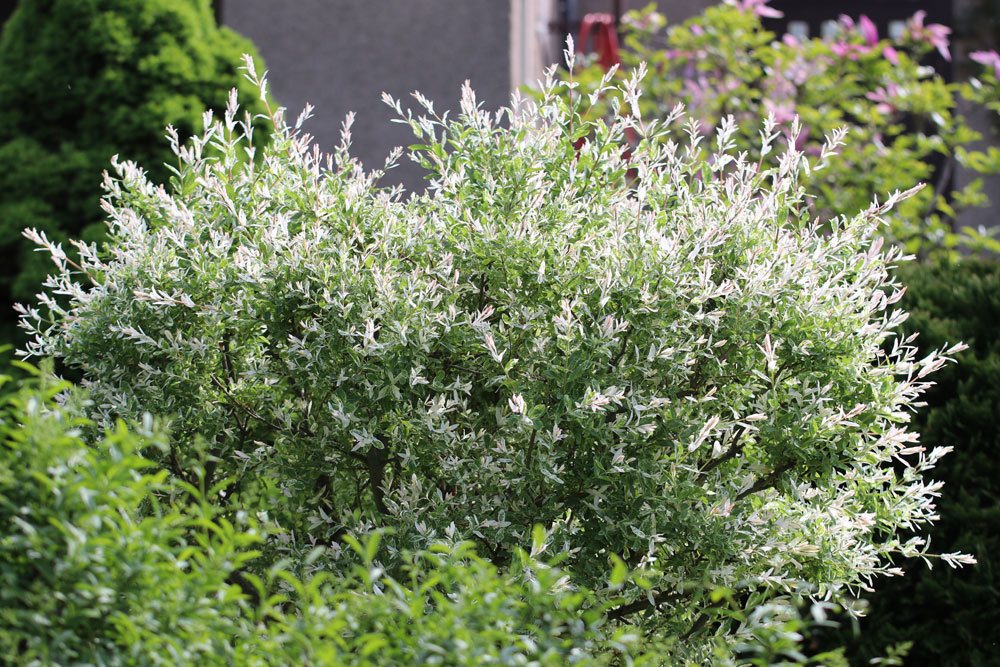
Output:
top-left (18, 53), bottom-right (973, 662)
top-left (0, 365), bottom-right (642, 665)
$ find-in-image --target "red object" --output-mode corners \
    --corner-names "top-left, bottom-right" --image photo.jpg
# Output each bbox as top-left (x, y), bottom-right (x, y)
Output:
top-left (577, 13), bottom-right (621, 70)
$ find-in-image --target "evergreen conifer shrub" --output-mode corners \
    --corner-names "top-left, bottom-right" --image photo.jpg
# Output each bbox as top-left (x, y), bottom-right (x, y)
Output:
top-left (19, 56), bottom-right (974, 662)
top-left (0, 0), bottom-right (268, 338)
top-left (838, 259), bottom-right (1000, 665)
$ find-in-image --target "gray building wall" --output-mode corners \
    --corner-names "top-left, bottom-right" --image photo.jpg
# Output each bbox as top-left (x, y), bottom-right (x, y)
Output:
top-left (577, 0), bottom-right (711, 22)
top-left (222, 0), bottom-right (511, 192)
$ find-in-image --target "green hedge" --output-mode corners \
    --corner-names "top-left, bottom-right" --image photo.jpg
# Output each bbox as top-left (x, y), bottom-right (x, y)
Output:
top-left (0, 366), bottom-right (260, 663)
top-left (0, 0), bottom-right (267, 339)
top-left (843, 258), bottom-right (1000, 665)
top-left (0, 366), bottom-right (651, 665)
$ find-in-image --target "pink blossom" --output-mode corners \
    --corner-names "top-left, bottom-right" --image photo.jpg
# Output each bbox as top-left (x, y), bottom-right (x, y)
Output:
top-left (828, 16), bottom-right (880, 60)
top-left (866, 84), bottom-right (899, 115)
top-left (832, 41), bottom-right (868, 60)
top-left (782, 56), bottom-right (813, 85)
top-left (909, 10), bottom-right (951, 61)
top-left (767, 66), bottom-right (796, 98)
top-left (621, 10), bottom-right (666, 32)
top-left (782, 33), bottom-right (799, 47)
top-left (764, 99), bottom-right (796, 124)
top-left (691, 24), bottom-right (705, 36)
top-left (858, 15), bottom-right (879, 45)
top-left (684, 77), bottom-right (709, 107)
top-left (971, 50), bottom-right (1000, 78)
top-left (883, 46), bottom-right (900, 65)
top-left (735, 0), bottom-right (783, 19)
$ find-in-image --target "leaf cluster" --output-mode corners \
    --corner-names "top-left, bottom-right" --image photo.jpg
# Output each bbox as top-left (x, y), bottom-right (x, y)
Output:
top-left (0, 364), bottom-right (642, 665)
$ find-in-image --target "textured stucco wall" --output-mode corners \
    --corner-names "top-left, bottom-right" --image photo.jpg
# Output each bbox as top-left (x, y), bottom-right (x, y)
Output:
top-left (222, 0), bottom-right (511, 192)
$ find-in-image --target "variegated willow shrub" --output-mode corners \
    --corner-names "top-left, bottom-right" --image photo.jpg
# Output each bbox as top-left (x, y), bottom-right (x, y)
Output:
top-left (19, 56), bottom-right (972, 657)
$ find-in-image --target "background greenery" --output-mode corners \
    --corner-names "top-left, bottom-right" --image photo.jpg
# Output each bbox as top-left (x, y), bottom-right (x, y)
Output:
top-left (568, 3), bottom-right (1000, 258)
top-left (0, 0), bottom-right (268, 343)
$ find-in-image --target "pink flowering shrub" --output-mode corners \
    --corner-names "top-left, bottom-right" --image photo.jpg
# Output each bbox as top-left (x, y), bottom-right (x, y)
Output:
top-left (570, 1), bottom-right (1000, 256)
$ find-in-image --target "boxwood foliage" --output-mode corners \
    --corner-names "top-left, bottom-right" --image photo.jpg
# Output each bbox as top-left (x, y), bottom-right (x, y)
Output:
top-left (0, 0), bottom-right (268, 338)
top-left (0, 365), bottom-right (644, 665)
top-left (0, 365), bottom-right (259, 664)
top-left (19, 56), bottom-right (973, 661)
top-left (838, 259), bottom-right (1000, 665)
